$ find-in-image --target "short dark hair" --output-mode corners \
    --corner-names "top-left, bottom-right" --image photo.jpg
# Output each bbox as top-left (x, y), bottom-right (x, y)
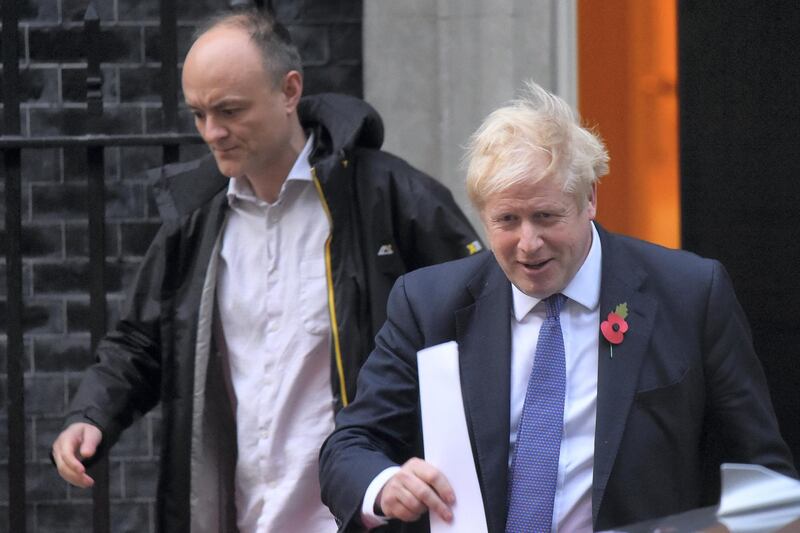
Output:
top-left (193, 8), bottom-right (303, 86)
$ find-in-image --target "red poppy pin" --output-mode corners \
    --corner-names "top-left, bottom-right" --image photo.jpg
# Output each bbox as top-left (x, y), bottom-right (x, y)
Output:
top-left (601, 302), bottom-right (629, 358)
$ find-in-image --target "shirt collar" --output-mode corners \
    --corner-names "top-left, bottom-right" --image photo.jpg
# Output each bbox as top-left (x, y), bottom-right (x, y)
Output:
top-left (226, 133), bottom-right (315, 205)
top-left (512, 222), bottom-right (603, 321)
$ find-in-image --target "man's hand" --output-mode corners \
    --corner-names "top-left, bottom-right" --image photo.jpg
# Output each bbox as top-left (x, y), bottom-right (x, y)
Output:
top-left (51, 422), bottom-right (103, 488)
top-left (377, 458), bottom-right (455, 523)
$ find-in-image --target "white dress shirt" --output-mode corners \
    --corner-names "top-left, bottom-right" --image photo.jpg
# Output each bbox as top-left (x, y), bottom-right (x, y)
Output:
top-left (362, 223), bottom-right (602, 532)
top-left (216, 135), bottom-right (338, 533)
top-left (509, 222), bottom-right (601, 532)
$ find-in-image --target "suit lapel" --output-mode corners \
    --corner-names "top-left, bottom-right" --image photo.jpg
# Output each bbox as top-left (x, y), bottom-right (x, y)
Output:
top-left (592, 230), bottom-right (658, 523)
top-left (456, 257), bottom-right (512, 533)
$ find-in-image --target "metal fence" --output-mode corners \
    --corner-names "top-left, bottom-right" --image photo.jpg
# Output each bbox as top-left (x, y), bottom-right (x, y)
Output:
top-left (0, 0), bottom-right (263, 530)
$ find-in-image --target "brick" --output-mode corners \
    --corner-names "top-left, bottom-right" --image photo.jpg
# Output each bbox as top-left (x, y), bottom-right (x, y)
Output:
top-left (36, 502), bottom-right (93, 530)
top-left (32, 260), bottom-right (123, 295)
top-left (25, 375), bottom-right (65, 415)
top-left (0, 463), bottom-right (7, 501)
top-left (18, 66), bottom-right (59, 103)
top-left (34, 417), bottom-right (66, 462)
top-left (31, 182), bottom-right (146, 221)
top-left (17, 0), bottom-right (51, 21)
top-left (64, 222), bottom-right (120, 258)
top-left (63, 144), bottom-right (120, 182)
top-left (113, 418), bottom-right (151, 458)
top-left (107, 181), bottom-right (149, 220)
top-left (174, 0), bottom-right (230, 23)
top-left (62, 65), bottom-right (119, 104)
top-left (20, 147), bottom-right (60, 183)
top-left (303, 64), bottom-right (362, 98)
top-left (110, 460), bottom-right (123, 499)
top-left (118, 0), bottom-right (160, 21)
top-left (275, 0), bottom-right (362, 23)
top-left (144, 25), bottom-right (196, 64)
top-left (123, 459), bottom-right (159, 498)
top-left (27, 462), bottom-right (68, 501)
top-left (0, 32), bottom-right (26, 73)
top-left (0, 223), bottom-right (63, 258)
top-left (120, 66), bottom-right (168, 103)
top-left (62, 0), bottom-right (115, 22)
top-left (0, 336), bottom-right (34, 375)
top-left (29, 26), bottom-right (141, 63)
top-left (30, 183), bottom-right (89, 221)
top-left (0, 299), bottom-right (63, 334)
top-left (119, 146), bottom-right (164, 182)
top-left (109, 501), bottom-right (150, 533)
top-left (144, 106), bottom-right (195, 134)
top-left (65, 299), bottom-right (122, 334)
top-left (29, 105), bottom-right (143, 136)
top-left (329, 23), bottom-right (362, 62)
top-left (33, 334), bottom-right (94, 372)
top-left (289, 24), bottom-right (329, 67)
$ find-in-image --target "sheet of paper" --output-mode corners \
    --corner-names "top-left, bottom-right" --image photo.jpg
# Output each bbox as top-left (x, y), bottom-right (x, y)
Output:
top-left (418, 341), bottom-right (488, 533)
top-left (717, 463), bottom-right (800, 516)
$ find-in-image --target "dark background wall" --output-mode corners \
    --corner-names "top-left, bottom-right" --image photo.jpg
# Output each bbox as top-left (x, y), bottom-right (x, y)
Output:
top-left (0, 1), bottom-right (362, 531)
top-left (679, 1), bottom-right (800, 467)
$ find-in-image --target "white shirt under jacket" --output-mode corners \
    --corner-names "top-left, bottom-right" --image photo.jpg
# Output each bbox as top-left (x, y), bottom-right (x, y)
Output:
top-left (217, 135), bottom-right (338, 533)
top-left (363, 223), bottom-right (601, 532)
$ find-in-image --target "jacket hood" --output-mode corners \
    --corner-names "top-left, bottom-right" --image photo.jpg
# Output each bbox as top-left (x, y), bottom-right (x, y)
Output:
top-left (298, 92), bottom-right (384, 159)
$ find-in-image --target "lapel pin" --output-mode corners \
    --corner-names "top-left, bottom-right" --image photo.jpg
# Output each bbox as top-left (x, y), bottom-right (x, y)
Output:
top-left (601, 302), bottom-right (629, 358)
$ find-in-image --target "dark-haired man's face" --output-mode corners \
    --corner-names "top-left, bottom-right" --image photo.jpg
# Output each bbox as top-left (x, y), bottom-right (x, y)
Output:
top-left (182, 26), bottom-right (298, 180)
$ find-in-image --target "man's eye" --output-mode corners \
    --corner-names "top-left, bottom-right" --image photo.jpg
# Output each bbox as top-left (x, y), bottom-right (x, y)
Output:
top-left (192, 111), bottom-right (204, 120)
top-left (221, 108), bottom-right (238, 116)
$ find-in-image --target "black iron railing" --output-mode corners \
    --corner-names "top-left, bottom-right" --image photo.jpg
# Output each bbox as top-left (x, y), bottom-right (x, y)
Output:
top-left (0, 0), bottom-right (267, 531)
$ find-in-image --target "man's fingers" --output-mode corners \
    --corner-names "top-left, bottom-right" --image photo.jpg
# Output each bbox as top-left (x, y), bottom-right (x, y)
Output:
top-left (51, 423), bottom-right (101, 488)
top-left (379, 458), bottom-right (454, 523)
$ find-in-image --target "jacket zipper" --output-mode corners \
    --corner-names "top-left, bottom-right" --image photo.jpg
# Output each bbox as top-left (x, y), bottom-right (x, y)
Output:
top-left (310, 167), bottom-right (349, 406)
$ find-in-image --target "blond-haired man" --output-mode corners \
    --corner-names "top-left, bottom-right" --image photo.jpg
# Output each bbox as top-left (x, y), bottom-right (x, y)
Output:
top-left (319, 81), bottom-right (795, 532)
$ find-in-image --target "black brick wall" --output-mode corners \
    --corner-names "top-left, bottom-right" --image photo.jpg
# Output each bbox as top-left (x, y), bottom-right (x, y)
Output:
top-left (1, 0), bottom-right (363, 531)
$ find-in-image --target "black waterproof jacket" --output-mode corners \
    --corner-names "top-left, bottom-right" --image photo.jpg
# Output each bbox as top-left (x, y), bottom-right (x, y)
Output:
top-left (64, 93), bottom-right (482, 532)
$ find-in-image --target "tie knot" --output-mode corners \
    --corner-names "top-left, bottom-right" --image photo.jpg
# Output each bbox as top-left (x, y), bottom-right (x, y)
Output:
top-left (544, 293), bottom-right (566, 319)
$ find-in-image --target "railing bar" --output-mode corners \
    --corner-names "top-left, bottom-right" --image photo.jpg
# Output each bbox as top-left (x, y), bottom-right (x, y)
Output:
top-left (87, 145), bottom-right (111, 533)
top-left (0, 133), bottom-right (203, 148)
top-left (4, 149), bottom-right (26, 533)
top-left (84, 4), bottom-right (111, 533)
top-left (160, 0), bottom-right (179, 132)
top-left (3, 0), bottom-right (27, 531)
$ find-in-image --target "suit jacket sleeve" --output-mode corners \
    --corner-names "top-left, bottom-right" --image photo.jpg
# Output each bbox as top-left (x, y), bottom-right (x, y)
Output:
top-left (320, 275), bottom-right (427, 531)
top-left (702, 261), bottom-right (795, 476)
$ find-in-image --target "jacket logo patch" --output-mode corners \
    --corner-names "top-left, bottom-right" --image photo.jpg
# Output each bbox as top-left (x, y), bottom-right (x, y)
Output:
top-left (377, 244), bottom-right (395, 256)
top-left (466, 240), bottom-right (483, 254)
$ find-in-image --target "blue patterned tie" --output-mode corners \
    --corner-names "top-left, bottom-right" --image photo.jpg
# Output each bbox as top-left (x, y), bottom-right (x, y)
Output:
top-left (506, 293), bottom-right (567, 533)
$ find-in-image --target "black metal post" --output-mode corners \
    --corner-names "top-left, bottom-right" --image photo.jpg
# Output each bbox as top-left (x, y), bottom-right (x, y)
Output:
top-left (2, 0), bottom-right (26, 529)
top-left (160, 0), bottom-right (180, 164)
top-left (84, 5), bottom-right (111, 533)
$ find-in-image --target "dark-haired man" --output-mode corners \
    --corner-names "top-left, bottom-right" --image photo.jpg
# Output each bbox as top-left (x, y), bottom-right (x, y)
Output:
top-left (52, 9), bottom-right (481, 532)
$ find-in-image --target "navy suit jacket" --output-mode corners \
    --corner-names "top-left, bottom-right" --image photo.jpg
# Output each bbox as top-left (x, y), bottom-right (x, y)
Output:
top-left (319, 227), bottom-right (795, 532)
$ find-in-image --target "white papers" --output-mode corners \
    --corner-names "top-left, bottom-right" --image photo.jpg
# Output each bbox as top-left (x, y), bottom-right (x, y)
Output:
top-left (717, 463), bottom-right (800, 532)
top-left (418, 341), bottom-right (488, 533)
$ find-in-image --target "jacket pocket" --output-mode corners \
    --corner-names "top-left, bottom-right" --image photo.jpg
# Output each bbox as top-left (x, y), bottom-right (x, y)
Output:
top-left (299, 257), bottom-right (330, 335)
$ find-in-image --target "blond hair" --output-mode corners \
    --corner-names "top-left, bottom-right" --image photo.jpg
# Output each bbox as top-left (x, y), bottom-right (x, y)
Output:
top-left (465, 81), bottom-right (609, 210)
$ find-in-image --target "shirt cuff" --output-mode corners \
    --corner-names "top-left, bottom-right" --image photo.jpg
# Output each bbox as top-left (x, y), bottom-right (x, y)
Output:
top-left (361, 466), bottom-right (402, 529)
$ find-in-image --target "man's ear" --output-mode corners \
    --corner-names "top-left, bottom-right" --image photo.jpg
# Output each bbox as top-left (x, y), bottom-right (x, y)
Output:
top-left (282, 70), bottom-right (303, 113)
top-left (586, 183), bottom-right (598, 219)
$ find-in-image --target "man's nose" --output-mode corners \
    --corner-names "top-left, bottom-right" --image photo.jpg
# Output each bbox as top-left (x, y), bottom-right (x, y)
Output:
top-left (202, 117), bottom-right (228, 143)
top-left (518, 221), bottom-right (542, 254)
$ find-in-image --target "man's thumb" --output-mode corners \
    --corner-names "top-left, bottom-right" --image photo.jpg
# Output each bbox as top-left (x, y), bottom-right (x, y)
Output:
top-left (79, 426), bottom-right (102, 459)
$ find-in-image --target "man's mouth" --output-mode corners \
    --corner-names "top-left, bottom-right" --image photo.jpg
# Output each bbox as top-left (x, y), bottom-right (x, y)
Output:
top-left (519, 258), bottom-right (551, 271)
